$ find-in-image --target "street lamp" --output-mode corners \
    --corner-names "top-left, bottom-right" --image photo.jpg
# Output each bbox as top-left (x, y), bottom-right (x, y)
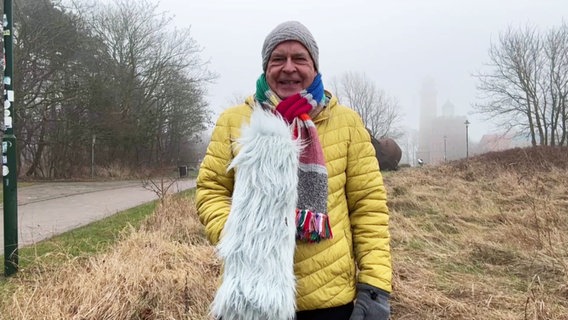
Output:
top-left (464, 120), bottom-right (470, 159)
top-left (443, 135), bottom-right (447, 162)
top-left (91, 134), bottom-right (96, 179)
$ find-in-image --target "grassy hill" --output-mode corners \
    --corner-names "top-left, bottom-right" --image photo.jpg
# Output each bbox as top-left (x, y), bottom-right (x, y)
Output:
top-left (386, 146), bottom-right (568, 319)
top-left (0, 146), bottom-right (566, 319)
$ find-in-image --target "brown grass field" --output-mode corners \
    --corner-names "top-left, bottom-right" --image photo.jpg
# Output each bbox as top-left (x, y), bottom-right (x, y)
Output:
top-left (1, 146), bottom-right (567, 319)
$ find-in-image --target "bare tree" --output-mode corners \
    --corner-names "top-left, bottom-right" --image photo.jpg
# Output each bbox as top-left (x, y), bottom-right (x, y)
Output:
top-left (80, 0), bottom-right (216, 166)
top-left (13, 0), bottom-right (103, 177)
top-left (543, 23), bottom-right (568, 145)
top-left (474, 23), bottom-right (568, 146)
top-left (11, 0), bottom-right (215, 179)
top-left (398, 128), bottom-right (419, 166)
top-left (331, 72), bottom-right (403, 139)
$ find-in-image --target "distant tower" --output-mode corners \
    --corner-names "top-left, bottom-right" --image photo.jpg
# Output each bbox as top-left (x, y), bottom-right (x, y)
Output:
top-left (442, 100), bottom-right (455, 118)
top-left (417, 77), bottom-right (437, 163)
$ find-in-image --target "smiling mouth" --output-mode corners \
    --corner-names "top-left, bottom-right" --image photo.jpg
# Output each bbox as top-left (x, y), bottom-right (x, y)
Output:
top-left (279, 80), bottom-right (301, 85)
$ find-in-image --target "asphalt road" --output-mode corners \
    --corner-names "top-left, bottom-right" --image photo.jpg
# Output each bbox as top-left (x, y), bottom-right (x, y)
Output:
top-left (0, 178), bottom-right (196, 254)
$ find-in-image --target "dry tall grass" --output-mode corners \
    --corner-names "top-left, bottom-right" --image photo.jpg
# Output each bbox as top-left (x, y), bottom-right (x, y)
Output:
top-left (2, 146), bottom-right (567, 319)
top-left (2, 198), bottom-right (220, 320)
top-left (387, 147), bottom-right (568, 319)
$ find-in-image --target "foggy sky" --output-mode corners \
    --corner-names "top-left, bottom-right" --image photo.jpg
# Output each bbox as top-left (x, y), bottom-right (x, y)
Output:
top-left (157, 0), bottom-right (567, 141)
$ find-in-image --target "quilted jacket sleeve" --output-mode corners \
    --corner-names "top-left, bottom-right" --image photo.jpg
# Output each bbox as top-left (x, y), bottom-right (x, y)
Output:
top-left (195, 110), bottom-right (237, 245)
top-left (345, 114), bottom-right (392, 293)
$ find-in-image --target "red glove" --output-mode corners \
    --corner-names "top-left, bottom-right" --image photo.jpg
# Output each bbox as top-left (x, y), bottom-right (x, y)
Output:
top-left (275, 93), bottom-right (313, 123)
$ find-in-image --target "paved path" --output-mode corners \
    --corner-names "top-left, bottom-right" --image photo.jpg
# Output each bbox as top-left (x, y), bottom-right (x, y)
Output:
top-left (0, 178), bottom-right (196, 254)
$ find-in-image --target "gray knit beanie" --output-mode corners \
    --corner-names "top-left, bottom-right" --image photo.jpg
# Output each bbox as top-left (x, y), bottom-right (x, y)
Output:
top-left (261, 21), bottom-right (319, 72)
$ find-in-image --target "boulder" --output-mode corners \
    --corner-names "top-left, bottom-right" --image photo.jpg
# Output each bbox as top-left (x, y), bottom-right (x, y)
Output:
top-left (368, 131), bottom-right (402, 171)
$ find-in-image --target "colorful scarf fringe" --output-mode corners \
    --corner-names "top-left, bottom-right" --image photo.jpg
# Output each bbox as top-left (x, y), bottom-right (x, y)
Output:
top-left (296, 209), bottom-right (333, 243)
top-left (255, 73), bottom-right (333, 243)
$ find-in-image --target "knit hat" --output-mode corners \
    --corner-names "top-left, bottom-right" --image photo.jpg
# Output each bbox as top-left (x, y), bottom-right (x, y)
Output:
top-left (261, 21), bottom-right (319, 72)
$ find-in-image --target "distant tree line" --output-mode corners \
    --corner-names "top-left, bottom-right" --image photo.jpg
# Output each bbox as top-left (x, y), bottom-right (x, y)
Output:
top-left (474, 22), bottom-right (568, 146)
top-left (2, 0), bottom-right (214, 178)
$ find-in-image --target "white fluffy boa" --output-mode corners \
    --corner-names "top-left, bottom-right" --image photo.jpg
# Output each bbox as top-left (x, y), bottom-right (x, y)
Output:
top-left (211, 107), bottom-right (300, 320)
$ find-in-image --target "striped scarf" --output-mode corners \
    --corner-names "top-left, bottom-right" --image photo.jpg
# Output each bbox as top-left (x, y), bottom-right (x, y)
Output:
top-left (255, 73), bottom-right (332, 243)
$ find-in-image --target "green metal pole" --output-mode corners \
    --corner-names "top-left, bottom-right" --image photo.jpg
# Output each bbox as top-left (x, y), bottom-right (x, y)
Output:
top-left (2, 0), bottom-right (18, 276)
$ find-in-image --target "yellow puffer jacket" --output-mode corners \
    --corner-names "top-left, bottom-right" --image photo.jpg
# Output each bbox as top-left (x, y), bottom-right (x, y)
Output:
top-left (196, 93), bottom-right (392, 311)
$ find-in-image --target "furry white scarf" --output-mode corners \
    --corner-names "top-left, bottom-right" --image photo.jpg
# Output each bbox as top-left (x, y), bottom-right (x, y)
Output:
top-left (211, 107), bottom-right (300, 320)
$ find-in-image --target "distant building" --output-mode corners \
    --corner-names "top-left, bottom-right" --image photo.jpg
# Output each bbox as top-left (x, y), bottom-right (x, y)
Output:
top-left (430, 102), bottom-right (468, 163)
top-left (416, 77), bottom-right (437, 163)
top-left (476, 132), bottom-right (531, 153)
top-left (416, 79), bottom-right (469, 164)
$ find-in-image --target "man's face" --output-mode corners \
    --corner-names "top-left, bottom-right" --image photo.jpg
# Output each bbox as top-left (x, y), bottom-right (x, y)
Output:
top-left (266, 40), bottom-right (317, 99)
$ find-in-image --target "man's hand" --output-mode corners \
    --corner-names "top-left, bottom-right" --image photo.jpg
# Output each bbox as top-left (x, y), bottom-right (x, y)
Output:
top-left (350, 283), bottom-right (390, 320)
top-left (275, 93), bottom-right (313, 123)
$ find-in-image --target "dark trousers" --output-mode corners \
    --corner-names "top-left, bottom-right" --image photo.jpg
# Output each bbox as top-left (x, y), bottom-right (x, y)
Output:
top-left (296, 302), bottom-right (354, 320)
top-left (219, 302), bottom-right (354, 320)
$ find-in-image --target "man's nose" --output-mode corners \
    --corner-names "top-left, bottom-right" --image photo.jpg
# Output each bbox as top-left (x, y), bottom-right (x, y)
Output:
top-left (282, 57), bottom-right (296, 72)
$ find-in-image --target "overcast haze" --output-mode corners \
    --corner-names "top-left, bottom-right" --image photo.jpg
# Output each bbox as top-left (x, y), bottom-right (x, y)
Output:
top-left (157, 0), bottom-right (567, 141)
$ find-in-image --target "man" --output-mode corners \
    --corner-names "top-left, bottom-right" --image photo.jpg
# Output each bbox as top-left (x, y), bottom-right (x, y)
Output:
top-left (196, 21), bottom-right (392, 320)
